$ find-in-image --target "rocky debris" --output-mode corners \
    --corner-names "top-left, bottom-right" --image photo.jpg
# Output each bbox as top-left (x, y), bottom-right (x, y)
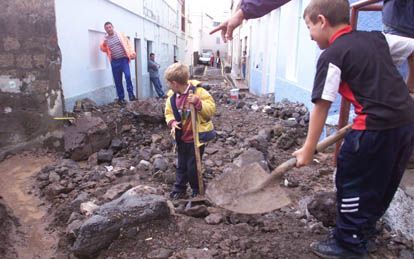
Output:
top-left (173, 248), bottom-right (214, 259)
top-left (126, 99), bottom-right (165, 124)
top-left (147, 248), bottom-right (174, 259)
top-left (102, 182), bottom-right (133, 201)
top-left (308, 192), bottom-right (336, 227)
top-left (80, 201), bottom-right (99, 216)
top-left (0, 201), bottom-right (17, 258)
top-left (97, 149), bottom-right (113, 164)
top-left (72, 187), bottom-right (170, 258)
top-left (110, 138), bottom-right (123, 152)
top-left (205, 213), bottom-right (224, 225)
top-left (64, 115), bottom-right (111, 161)
top-left (73, 98), bottom-right (98, 113)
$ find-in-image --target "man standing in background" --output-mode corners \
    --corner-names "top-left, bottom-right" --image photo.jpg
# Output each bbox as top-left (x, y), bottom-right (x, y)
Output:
top-left (148, 53), bottom-right (166, 98)
top-left (100, 22), bottom-right (136, 105)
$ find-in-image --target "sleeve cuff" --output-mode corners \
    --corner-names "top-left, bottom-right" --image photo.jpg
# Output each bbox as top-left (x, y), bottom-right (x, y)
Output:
top-left (194, 98), bottom-right (202, 111)
top-left (168, 120), bottom-right (176, 128)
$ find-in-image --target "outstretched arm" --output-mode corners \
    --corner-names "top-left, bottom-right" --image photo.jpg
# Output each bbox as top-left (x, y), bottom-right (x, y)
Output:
top-left (210, 0), bottom-right (290, 42)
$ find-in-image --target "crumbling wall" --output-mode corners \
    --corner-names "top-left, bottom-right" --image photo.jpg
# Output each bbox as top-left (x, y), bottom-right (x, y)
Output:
top-left (0, 0), bottom-right (64, 158)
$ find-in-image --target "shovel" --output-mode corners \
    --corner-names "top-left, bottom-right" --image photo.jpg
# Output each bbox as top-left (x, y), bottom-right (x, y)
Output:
top-left (206, 124), bottom-right (352, 214)
top-left (189, 90), bottom-right (204, 195)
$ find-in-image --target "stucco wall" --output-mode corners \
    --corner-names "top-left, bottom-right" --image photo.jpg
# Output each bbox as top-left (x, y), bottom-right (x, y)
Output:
top-left (55, 0), bottom-right (185, 111)
top-left (0, 0), bottom-right (63, 155)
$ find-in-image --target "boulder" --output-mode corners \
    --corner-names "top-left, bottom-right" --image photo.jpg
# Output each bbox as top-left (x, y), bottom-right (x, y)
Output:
top-left (72, 187), bottom-right (170, 258)
top-left (126, 99), bottom-right (165, 123)
top-left (97, 149), bottom-right (113, 164)
top-left (308, 192), bottom-right (336, 227)
top-left (64, 116), bottom-right (111, 161)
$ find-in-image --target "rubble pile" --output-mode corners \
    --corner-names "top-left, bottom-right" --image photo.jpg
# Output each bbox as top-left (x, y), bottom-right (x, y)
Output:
top-left (29, 82), bottom-right (414, 258)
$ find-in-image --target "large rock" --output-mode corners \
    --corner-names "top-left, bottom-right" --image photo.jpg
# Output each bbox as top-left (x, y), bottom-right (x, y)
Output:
top-left (126, 99), bottom-right (165, 123)
top-left (64, 116), bottom-right (111, 161)
top-left (73, 98), bottom-right (98, 113)
top-left (72, 186), bottom-right (170, 258)
top-left (308, 192), bottom-right (336, 227)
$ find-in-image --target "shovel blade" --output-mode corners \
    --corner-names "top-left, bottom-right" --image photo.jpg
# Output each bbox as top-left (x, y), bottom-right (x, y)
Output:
top-left (206, 163), bottom-right (291, 214)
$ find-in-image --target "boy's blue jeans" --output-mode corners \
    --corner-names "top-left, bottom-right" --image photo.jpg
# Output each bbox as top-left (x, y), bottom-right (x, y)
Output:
top-left (150, 76), bottom-right (165, 97)
top-left (110, 57), bottom-right (134, 101)
top-left (173, 142), bottom-right (205, 193)
top-left (334, 122), bottom-right (414, 253)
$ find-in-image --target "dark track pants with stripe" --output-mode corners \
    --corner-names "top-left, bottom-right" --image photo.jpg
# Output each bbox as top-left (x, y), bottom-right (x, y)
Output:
top-left (334, 123), bottom-right (414, 253)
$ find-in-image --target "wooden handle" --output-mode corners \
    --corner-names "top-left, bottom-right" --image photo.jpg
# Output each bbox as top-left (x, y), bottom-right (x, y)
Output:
top-left (252, 124), bottom-right (352, 191)
top-left (189, 90), bottom-right (204, 195)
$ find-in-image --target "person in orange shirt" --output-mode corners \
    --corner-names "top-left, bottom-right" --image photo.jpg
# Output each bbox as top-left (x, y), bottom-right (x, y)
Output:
top-left (100, 22), bottom-right (136, 105)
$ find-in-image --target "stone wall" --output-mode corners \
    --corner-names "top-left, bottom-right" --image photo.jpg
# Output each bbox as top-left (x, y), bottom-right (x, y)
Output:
top-left (0, 0), bottom-right (64, 158)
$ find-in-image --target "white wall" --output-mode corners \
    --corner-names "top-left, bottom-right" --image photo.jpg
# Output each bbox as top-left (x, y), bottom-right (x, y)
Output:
top-left (55, 0), bottom-right (185, 110)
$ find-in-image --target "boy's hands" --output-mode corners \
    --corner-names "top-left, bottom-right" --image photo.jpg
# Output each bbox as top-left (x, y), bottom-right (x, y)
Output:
top-left (292, 146), bottom-right (314, 167)
top-left (170, 121), bottom-right (181, 137)
top-left (188, 93), bottom-right (200, 105)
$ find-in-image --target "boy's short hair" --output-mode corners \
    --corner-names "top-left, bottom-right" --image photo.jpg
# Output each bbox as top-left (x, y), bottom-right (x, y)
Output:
top-left (104, 21), bottom-right (112, 27)
top-left (164, 63), bottom-right (189, 85)
top-left (303, 0), bottom-right (350, 26)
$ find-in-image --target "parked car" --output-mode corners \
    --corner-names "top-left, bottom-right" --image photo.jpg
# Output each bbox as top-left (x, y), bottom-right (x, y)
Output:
top-left (198, 52), bottom-right (212, 65)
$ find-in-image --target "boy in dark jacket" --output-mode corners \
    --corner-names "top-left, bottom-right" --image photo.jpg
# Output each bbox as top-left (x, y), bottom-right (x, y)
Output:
top-left (293, 0), bottom-right (414, 258)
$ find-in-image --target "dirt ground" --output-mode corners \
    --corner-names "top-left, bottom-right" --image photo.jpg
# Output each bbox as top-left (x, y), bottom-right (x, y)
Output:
top-left (0, 67), bottom-right (413, 259)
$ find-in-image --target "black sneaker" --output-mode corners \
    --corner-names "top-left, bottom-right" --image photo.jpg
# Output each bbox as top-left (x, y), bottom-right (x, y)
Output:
top-left (129, 95), bottom-right (137, 101)
top-left (191, 190), bottom-right (199, 198)
top-left (310, 237), bottom-right (367, 259)
top-left (117, 99), bottom-right (126, 105)
top-left (169, 191), bottom-right (187, 200)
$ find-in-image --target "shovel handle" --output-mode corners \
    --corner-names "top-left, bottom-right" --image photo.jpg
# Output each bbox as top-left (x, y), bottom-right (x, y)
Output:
top-left (253, 124), bottom-right (353, 191)
top-left (189, 90), bottom-right (204, 195)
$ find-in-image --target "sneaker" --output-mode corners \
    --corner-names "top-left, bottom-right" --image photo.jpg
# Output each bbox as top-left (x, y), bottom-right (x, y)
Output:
top-left (310, 237), bottom-right (367, 259)
top-left (129, 95), bottom-right (137, 101)
top-left (191, 190), bottom-right (199, 198)
top-left (169, 191), bottom-right (187, 200)
top-left (117, 99), bottom-right (126, 105)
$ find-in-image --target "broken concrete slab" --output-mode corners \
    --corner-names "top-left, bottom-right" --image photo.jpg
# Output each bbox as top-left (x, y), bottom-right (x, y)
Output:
top-left (72, 186), bottom-right (170, 258)
top-left (64, 115), bottom-right (111, 161)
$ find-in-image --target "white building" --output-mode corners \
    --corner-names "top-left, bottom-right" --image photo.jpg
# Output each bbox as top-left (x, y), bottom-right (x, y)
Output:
top-left (186, 0), bottom-right (230, 65)
top-left (55, 0), bottom-right (188, 110)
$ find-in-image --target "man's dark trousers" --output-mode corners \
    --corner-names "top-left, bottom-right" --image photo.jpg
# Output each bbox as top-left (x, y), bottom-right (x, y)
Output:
top-left (173, 142), bottom-right (205, 193)
top-left (334, 123), bottom-right (414, 253)
top-left (111, 57), bottom-right (134, 101)
top-left (150, 76), bottom-right (165, 97)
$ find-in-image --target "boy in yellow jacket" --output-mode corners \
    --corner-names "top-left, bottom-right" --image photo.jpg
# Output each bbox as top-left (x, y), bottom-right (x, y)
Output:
top-left (164, 63), bottom-right (216, 199)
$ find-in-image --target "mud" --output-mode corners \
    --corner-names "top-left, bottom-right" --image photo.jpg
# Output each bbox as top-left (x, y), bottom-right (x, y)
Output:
top-left (0, 153), bottom-right (58, 259)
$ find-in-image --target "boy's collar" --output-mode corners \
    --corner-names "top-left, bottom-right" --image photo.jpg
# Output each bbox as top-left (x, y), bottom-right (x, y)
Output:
top-left (176, 84), bottom-right (191, 96)
top-left (329, 25), bottom-right (353, 45)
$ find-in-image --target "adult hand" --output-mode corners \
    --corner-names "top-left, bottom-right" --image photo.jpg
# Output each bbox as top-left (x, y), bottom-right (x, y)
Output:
top-left (210, 9), bottom-right (245, 43)
top-left (292, 146), bottom-right (314, 167)
top-left (130, 53), bottom-right (136, 60)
